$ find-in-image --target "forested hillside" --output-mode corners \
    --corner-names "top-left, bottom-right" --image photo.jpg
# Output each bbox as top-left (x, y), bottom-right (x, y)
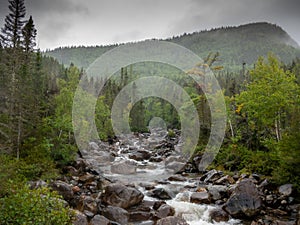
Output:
top-left (46, 22), bottom-right (300, 70)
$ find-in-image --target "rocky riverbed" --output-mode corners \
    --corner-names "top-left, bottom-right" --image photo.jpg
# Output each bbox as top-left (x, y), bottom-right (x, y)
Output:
top-left (33, 129), bottom-right (300, 225)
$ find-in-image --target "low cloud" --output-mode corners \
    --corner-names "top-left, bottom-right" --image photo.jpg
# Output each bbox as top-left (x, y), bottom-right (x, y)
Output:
top-left (1, 0), bottom-right (299, 49)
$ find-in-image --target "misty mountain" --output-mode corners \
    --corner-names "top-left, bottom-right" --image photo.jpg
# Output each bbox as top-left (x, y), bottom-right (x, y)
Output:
top-left (45, 22), bottom-right (300, 70)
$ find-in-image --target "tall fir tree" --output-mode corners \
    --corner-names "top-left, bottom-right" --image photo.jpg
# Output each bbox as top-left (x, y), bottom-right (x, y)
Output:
top-left (0, 0), bottom-right (40, 158)
top-left (22, 16), bottom-right (37, 53)
top-left (0, 0), bottom-right (26, 48)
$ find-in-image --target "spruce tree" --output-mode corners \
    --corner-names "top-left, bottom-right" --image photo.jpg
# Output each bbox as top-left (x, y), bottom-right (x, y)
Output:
top-left (22, 15), bottom-right (37, 53)
top-left (0, 0), bottom-right (26, 48)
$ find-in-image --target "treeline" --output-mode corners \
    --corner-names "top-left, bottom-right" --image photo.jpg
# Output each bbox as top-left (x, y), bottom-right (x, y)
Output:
top-left (214, 55), bottom-right (300, 191)
top-left (46, 22), bottom-right (300, 70)
top-left (93, 53), bottom-right (300, 191)
top-left (0, 1), bottom-right (79, 223)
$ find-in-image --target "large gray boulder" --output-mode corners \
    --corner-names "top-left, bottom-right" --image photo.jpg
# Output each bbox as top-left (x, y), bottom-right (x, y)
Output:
top-left (209, 208), bottom-right (229, 222)
top-left (101, 184), bottom-right (144, 209)
top-left (223, 179), bottom-right (262, 218)
top-left (156, 204), bottom-right (175, 219)
top-left (278, 184), bottom-right (293, 197)
top-left (101, 206), bottom-right (129, 225)
top-left (50, 181), bottom-right (74, 201)
top-left (72, 210), bottom-right (88, 225)
top-left (90, 215), bottom-right (111, 225)
top-left (190, 191), bottom-right (211, 204)
top-left (111, 160), bottom-right (137, 174)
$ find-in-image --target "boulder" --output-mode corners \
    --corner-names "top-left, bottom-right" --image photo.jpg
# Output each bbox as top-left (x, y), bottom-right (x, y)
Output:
top-left (200, 169), bottom-right (223, 183)
top-left (215, 175), bottom-right (235, 185)
top-left (129, 211), bottom-right (152, 222)
top-left (149, 188), bottom-right (172, 200)
top-left (72, 210), bottom-right (88, 225)
top-left (168, 175), bottom-right (187, 182)
top-left (111, 160), bottom-right (136, 174)
top-left (77, 195), bottom-right (98, 214)
top-left (90, 215), bottom-right (111, 225)
top-left (207, 185), bottom-right (228, 201)
top-left (278, 184), bottom-right (293, 197)
top-left (165, 161), bottom-right (186, 172)
top-left (79, 173), bottom-right (96, 183)
top-left (223, 179), bottom-right (262, 218)
top-left (190, 191), bottom-right (211, 204)
top-left (94, 151), bottom-right (115, 164)
top-left (101, 184), bottom-right (144, 209)
top-left (101, 206), bottom-right (129, 225)
top-left (129, 150), bottom-right (152, 161)
top-left (156, 204), bottom-right (175, 219)
top-left (50, 181), bottom-right (74, 201)
top-left (153, 201), bottom-right (167, 210)
top-left (209, 208), bottom-right (229, 222)
top-left (83, 210), bottom-right (94, 219)
top-left (156, 216), bottom-right (189, 225)
top-left (72, 186), bottom-right (81, 193)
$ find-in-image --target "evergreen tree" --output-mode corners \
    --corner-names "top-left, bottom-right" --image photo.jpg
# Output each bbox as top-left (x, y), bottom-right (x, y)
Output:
top-left (22, 15), bottom-right (37, 53)
top-left (0, 0), bottom-right (26, 48)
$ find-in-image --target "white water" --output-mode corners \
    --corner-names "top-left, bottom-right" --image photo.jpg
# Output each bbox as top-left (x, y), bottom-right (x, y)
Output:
top-left (167, 196), bottom-right (242, 225)
top-left (142, 188), bottom-right (242, 225)
top-left (87, 130), bottom-right (243, 224)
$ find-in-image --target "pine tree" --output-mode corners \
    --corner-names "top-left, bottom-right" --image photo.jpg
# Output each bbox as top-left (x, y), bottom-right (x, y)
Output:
top-left (0, 0), bottom-right (29, 158)
top-left (22, 16), bottom-right (37, 53)
top-left (0, 0), bottom-right (26, 48)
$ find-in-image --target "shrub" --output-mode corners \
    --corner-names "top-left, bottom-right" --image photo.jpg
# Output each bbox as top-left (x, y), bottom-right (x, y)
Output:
top-left (273, 133), bottom-right (300, 192)
top-left (0, 184), bottom-right (73, 225)
top-left (167, 129), bottom-right (176, 138)
top-left (0, 155), bottom-right (26, 197)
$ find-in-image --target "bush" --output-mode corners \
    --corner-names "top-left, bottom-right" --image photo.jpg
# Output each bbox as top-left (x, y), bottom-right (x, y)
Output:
top-left (0, 155), bottom-right (26, 197)
top-left (0, 146), bottom-right (58, 196)
top-left (273, 133), bottom-right (300, 192)
top-left (0, 184), bottom-right (73, 225)
top-left (167, 129), bottom-right (176, 138)
top-left (214, 138), bottom-right (278, 175)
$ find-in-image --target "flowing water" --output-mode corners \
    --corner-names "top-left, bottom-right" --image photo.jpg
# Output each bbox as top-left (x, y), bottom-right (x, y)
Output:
top-left (84, 128), bottom-right (242, 224)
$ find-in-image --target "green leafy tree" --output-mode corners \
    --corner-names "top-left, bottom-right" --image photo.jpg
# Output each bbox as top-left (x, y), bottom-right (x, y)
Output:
top-left (236, 54), bottom-right (298, 143)
top-left (50, 65), bottom-right (80, 165)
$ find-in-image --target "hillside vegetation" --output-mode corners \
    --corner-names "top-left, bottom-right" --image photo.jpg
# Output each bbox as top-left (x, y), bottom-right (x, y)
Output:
top-left (46, 22), bottom-right (300, 70)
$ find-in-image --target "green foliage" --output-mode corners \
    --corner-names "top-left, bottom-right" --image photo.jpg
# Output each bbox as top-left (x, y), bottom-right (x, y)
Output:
top-left (46, 22), bottom-right (300, 71)
top-left (167, 129), bottom-right (176, 138)
top-left (236, 54), bottom-right (298, 143)
top-left (21, 137), bottom-right (58, 180)
top-left (0, 0), bottom-right (26, 48)
top-left (95, 96), bottom-right (114, 140)
top-left (214, 54), bottom-right (300, 191)
top-left (49, 65), bottom-right (81, 165)
top-left (214, 137), bottom-right (278, 175)
top-left (0, 147), bottom-right (58, 197)
top-left (0, 155), bottom-right (26, 196)
top-left (0, 184), bottom-right (72, 225)
top-left (273, 132), bottom-right (300, 191)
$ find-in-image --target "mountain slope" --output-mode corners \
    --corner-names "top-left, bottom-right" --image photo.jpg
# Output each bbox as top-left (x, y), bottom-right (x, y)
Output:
top-left (45, 22), bottom-right (300, 70)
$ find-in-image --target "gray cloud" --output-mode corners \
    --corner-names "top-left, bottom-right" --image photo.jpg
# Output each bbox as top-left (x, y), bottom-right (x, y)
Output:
top-left (168, 0), bottom-right (300, 45)
top-left (0, 0), bottom-right (299, 49)
top-left (27, 0), bottom-right (89, 16)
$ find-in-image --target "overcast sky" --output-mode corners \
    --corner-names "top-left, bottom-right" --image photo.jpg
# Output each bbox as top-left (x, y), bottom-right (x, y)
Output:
top-left (0, 0), bottom-right (299, 50)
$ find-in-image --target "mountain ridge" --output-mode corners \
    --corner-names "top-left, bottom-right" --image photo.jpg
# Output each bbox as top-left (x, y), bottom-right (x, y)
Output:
top-left (45, 22), bottom-right (300, 70)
